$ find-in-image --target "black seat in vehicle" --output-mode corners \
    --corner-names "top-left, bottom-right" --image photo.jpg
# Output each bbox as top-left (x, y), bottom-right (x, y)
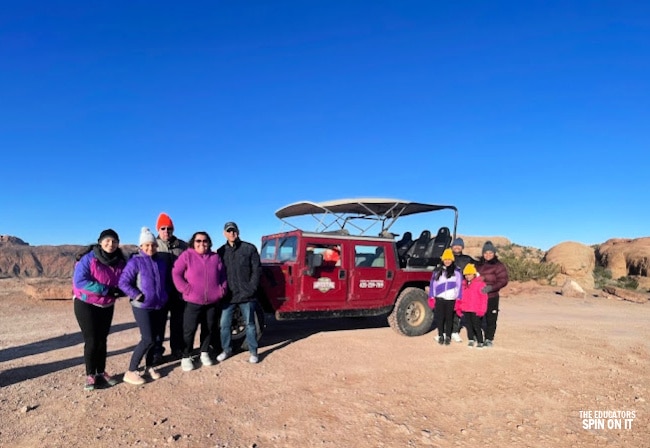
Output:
top-left (405, 230), bottom-right (431, 267)
top-left (426, 226), bottom-right (452, 266)
top-left (396, 231), bottom-right (414, 266)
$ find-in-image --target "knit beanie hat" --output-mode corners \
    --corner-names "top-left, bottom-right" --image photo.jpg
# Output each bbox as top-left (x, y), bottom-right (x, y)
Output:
top-left (156, 213), bottom-right (174, 231)
top-left (463, 263), bottom-right (477, 275)
top-left (451, 237), bottom-right (465, 249)
top-left (98, 228), bottom-right (119, 243)
top-left (482, 240), bottom-right (497, 254)
top-left (441, 248), bottom-right (455, 261)
top-left (139, 227), bottom-right (156, 246)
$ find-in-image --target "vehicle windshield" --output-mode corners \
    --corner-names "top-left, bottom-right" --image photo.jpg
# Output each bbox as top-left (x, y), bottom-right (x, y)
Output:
top-left (261, 236), bottom-right (298, 262)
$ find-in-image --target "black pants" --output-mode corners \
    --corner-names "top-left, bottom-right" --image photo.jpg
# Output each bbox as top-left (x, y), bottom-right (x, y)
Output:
top-left (435, 298), bottom-right (456, 339)
top-left (74, 299), bottom-right (114, 376)
top-left (452, 314), bottom-right (462, 333)
top-left (464, 312), bottom-right (484, 343)
top-left (483, 295), bottom-right (500, 340)
top-left (154, 294), bottom-right (187, 355)
top-left (182, 302), bottom-right (217, 357)
top-left (155, 295), bottom-right (210, 356)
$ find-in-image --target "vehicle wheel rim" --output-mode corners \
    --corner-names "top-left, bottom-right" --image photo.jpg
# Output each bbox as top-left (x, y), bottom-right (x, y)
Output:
top-left (406, 302), bottom-right (425, 326)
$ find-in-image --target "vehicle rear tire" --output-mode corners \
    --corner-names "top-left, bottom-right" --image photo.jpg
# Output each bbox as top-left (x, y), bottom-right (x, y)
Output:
top-left (388, 287), bottom-right (434, 336)
top-left (230, 301), bottom-right (266, 352)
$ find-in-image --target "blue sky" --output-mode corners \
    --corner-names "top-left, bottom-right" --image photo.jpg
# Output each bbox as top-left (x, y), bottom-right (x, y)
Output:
top-left (1, 0), bottom-right (648, 251)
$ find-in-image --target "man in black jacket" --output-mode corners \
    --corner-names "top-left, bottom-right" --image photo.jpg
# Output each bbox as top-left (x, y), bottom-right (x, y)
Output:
top-left (216, 221), bottom-right (262, 364)
top-left (449, 238), bottom-right (476, 343)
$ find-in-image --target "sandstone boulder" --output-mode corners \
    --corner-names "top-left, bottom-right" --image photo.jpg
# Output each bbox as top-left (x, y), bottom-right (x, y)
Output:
top-left (561, 279), bottom-right (586, 298)
top-left (544, 241), bottom-right (595, 289)
top-left (596, 237), bottom-right (650, 279)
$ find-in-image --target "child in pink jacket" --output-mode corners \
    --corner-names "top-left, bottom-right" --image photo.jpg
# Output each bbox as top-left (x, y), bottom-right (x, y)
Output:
top-left (456, 264), bottom-right (488, 348)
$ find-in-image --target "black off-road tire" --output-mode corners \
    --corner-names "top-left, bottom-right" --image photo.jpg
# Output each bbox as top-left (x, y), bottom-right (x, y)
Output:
top-left (230, 301), bottom-right (266, 352)
top-left (387, 287), bottom-right (434, 336)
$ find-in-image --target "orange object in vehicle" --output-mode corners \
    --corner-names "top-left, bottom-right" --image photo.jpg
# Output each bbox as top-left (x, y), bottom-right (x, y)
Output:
top-left (323, 248), bottom-right (340, 264)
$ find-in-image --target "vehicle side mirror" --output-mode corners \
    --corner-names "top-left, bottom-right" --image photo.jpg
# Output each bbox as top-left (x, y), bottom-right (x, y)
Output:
top-left (305, 253), bottom-right (323, 276)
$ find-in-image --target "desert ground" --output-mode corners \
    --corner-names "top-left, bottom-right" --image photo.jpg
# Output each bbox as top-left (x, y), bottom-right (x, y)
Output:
top-left (0, 278), bottom-right (648, 448)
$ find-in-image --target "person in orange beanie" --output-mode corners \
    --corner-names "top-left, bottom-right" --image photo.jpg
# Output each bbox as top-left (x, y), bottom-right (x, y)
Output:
top-left (154, 212), bottom-right (189, 361)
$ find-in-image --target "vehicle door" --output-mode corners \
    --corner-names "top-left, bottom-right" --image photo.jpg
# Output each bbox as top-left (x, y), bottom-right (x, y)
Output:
top-left (297, 239), bottom-right (348, 309)
top-left (348, 243), bottom-right (394, 305)
top-left (259, 235), bottom-right (298, 311)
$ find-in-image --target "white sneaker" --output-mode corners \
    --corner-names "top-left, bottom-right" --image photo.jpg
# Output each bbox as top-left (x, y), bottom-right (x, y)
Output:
top-left (181, 357), bottom-right (194, 372)
top-left (249, 355), bottom-right (259, 364)
top-left (451, 332), bottom-right (462, 343)
top-left (200, 352), bottom-right (213, 366)
top-left (216, 351), bottom-right (230, 362)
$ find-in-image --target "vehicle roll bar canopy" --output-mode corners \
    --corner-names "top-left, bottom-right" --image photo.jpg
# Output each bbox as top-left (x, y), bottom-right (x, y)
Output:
top-left (275, 198), bottom-right (458, 236)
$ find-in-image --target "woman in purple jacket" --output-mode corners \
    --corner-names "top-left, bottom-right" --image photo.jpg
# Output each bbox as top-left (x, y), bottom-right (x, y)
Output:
top-left (119, 227), bottom-right (170, 385)
top-left (172, 231), bottom-right (227, 372)
top-left (72, 228), bottom-right (127, 391)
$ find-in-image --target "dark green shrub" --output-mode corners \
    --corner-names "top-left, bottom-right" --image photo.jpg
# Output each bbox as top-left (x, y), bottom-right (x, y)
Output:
top-left (499, 253), bottom-right (560, 284)
top-left (616, 276), bottom-right (639, 290)
top-left (593, 266), bottom-right (612, 289)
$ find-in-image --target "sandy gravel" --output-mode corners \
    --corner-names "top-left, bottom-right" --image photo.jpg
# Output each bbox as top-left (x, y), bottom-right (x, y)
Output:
top-left (0, 279), bottom-right (648, 447)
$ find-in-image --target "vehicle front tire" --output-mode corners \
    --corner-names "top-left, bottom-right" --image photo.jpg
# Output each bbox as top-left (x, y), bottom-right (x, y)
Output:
top-left (388, 287), bottom-right (434, 336)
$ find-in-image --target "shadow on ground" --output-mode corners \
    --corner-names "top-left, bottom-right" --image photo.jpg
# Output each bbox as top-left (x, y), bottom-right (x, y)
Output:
top-left (0, 322), bottom-right (137, 387)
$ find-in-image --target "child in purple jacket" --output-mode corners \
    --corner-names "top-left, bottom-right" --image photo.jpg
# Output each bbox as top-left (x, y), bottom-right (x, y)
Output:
top-left (428, 249), bottom-right (462, 345)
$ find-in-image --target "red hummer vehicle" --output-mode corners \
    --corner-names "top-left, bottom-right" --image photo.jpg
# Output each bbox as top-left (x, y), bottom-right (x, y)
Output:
top-left (255, 198), bottom-right (458, 337)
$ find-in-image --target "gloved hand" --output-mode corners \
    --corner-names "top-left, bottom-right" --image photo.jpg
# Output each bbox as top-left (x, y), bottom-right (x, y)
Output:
top-left (481, 285), bottom-right (493, 294)
top-left (427, 298), bottom-right (436, 310)
top-left (107, 286), bottom-right (125, 298)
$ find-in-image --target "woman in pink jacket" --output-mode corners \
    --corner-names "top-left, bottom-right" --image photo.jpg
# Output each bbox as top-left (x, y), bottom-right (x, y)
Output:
top-left (172, 231), bottom-right (227, 372)
top-left (457, 263), bottom-right (488, 348)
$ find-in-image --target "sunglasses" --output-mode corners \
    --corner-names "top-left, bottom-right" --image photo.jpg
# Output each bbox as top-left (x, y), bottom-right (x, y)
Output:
top-left (194, 239), bottom-right (208, 243)
top-left (160, 227), bottom-right (173, 231)
top-left (226, 229), bottom-right (238, 233)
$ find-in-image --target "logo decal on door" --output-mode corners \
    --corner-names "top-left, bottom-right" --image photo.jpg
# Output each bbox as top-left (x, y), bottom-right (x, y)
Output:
top-left (313, 277), bottom-right (336, 293)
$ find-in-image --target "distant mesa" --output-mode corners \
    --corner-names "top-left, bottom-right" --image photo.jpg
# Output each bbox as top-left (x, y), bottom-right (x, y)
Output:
top-left (0, 235), bottom-right (28, 246)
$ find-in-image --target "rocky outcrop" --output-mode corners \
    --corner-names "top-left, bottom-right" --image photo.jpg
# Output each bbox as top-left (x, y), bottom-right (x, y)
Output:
top-left (0, 238), bottom-right (137, 279)
top-left (544, 242), bottom-right (595, 290)
top-left (0, 244), bottom-right (81, 278)
top-left (0, 235), bottom-right (28, 245)
top-left (603, 285), bottom-right (649, 304)
top-left (597, 238), bottom-right (650, 279)
top-left (561, 279), bottom-right (587, 298)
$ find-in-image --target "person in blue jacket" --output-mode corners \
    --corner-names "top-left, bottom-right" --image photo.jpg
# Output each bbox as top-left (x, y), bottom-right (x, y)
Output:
top-left (119, 227), bottom-right (170, 385)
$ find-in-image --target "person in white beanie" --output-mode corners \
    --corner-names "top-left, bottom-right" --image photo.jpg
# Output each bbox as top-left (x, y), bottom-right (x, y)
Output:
top-left (118, 227), bottom-right (171, 385)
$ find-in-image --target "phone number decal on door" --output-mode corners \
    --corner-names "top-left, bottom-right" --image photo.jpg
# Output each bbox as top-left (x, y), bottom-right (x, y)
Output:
top-left (359, 280), bottom-right (385, 288)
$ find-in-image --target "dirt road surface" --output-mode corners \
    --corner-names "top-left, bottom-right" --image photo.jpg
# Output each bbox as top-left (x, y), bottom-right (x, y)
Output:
top-left (0, 279), bottom-right (648, 447)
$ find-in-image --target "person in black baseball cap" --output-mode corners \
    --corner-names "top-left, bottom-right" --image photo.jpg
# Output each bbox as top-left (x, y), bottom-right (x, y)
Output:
top-left (216, 221), bottom-right (262, 364)
top-left (224, 222), bottom-right (239, 233)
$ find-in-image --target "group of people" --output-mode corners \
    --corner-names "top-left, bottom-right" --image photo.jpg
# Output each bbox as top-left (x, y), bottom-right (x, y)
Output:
top-left (72, 213), bottom-right (261, 391)
top-left (427, 238), bottom-right (509, 349)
